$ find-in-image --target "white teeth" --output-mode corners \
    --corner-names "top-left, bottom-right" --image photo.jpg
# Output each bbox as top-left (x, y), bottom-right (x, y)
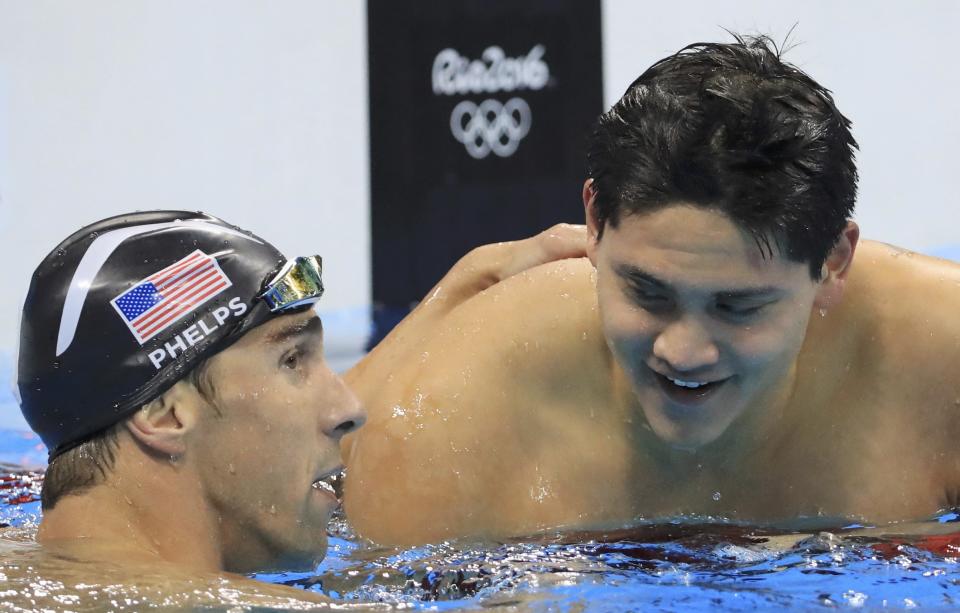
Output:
top-left (668, 378), bottom-right (706, 389)
top-left (312, 479), bottom-right (336, 495)
top-left (312, 469), bottom-right (345, 497)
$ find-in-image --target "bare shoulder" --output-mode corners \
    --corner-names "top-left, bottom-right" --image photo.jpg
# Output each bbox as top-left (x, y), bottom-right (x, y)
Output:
top-left (348, 257), bottom-right (605, 401)
top-left (829, 241), bottom-right (960, 504)
top-left (342, 257), bottom-right (611, 543)
top-left (847, 240), bottom-right (960, 354)
top-left (841, 240), bottom-right (960, 437)
top-left (431, 256), bottom-right (603, 374)
top-left (367, 256), bottom-right (608, 436)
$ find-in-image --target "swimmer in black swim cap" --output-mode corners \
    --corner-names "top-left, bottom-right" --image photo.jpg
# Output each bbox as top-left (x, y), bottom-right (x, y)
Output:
top-left (18, 211), bottom-right (365, 577)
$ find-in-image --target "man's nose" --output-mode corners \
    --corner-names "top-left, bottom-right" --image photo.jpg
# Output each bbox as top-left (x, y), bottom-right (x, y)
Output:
top-left (323, 373), bottom-right (367, 440)
top-left (652, 316), bottom-right (719, 372)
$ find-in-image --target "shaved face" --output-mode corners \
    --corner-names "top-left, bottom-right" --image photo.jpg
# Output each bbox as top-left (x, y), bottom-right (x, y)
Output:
top-left (188, 310), bottom-right (363, 573)
top-left (592, 204), bottom-right (821, 448)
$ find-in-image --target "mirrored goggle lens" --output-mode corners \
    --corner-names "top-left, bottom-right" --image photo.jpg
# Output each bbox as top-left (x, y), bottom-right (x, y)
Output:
top-left (259, 255), bottom-right (324, 312)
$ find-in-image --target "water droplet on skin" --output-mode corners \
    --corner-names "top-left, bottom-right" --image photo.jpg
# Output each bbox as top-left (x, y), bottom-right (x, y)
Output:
top-left (227, 463), bottom-right (236, 475)
top-left (819, 308), bottom-right (827, 318)
top-left (712, 491), bottom-right (722, 501)
top-left (269, 504), bottom-right (277, 515)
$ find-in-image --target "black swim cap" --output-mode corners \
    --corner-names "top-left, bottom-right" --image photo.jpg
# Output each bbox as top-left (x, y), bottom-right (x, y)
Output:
top-left (17, 211), bottom-right (294, 459)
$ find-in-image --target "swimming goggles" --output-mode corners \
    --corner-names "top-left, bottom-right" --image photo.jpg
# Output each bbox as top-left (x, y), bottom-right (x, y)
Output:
top-left (259, 255), bottom-right (325, 312)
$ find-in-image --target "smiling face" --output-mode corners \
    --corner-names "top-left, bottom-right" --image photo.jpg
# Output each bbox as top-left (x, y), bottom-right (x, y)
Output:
top-left (188, 309), bottom-right (365, 573)
top-left (588, 203), bottom-right (825, 449)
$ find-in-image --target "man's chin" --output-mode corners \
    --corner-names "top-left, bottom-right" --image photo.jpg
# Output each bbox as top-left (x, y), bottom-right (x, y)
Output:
top-left (642, 405), bottom-right (730, 450)
top-left (227, 534), bottom-right (328, 575)
top-left (256, 546), bottom-right (327, 575)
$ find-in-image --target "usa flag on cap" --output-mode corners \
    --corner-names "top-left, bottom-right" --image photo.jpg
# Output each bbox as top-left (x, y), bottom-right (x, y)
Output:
top-left (110, 250), bottom-right (232, 345)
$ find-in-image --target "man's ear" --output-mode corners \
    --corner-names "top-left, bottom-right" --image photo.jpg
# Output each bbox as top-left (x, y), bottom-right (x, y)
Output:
top-left (125, 380), bottom-right (200, 458)
top-left (814, 221), bottom-right (860, 311)
top-left (583, 179), bottom-right (602, 266)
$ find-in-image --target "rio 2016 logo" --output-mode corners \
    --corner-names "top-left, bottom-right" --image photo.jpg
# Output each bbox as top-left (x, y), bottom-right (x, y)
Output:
top-left (432, 45), bottom-right (548, 160)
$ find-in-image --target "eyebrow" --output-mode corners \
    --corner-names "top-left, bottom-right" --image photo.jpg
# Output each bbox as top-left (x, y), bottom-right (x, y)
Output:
top-left (613, 263), bottom-right (783, 299)
top-left (263, 315), bottom-right (324, 345)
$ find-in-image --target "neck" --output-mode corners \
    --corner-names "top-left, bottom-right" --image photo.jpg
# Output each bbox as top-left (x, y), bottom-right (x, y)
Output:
top-left (38, 451), bottom-right (224, 573)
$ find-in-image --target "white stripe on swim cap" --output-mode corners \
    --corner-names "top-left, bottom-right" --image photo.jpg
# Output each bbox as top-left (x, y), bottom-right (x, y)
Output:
top-left (55, 219), bottom-right (263, 357)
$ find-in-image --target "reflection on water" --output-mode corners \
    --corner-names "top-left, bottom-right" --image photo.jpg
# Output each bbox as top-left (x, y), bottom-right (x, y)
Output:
top-left (3, 467), bottom-right (960, 611)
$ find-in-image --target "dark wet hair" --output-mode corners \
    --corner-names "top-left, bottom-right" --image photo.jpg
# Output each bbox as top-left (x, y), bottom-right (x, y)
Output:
top-left (586, 34), bottom-right (858, 279)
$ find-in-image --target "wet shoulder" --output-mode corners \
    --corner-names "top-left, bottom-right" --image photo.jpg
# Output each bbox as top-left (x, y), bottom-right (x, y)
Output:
top-left (840, 241), bottom-right (960, 438)
top-left (847, 241), bottom-right (960, 352)
top-left (390, 256), bottom-right (610, 431)
top-left (424, 257), bottom-right (605, 382)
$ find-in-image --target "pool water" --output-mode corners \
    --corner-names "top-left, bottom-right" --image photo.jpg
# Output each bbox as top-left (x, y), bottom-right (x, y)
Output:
top-left (283, 516), bottom-right (960, 610)
top-left (2, 432), bottom-right (959, 611)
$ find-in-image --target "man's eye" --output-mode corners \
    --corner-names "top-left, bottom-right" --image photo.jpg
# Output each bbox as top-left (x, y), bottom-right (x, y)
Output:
top-left (628, 285), bottom-right (670, 305)
top-left (280, 349), bottom-right (301, 369)
top-left (715, 302), bottom-right (765, 317)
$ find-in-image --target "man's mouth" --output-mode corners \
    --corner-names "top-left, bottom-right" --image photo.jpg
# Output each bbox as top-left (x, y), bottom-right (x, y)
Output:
top-left (653, 371), bottom-right (730, 405)
top-left (311, 467), bottom-right (345, 502)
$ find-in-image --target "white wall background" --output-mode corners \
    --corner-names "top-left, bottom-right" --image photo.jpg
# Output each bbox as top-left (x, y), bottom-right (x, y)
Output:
top-left (602, 1), bottom-right (960, 259)
top-left (0, 0), bottom-right (370, 357)
top-left (0, 1), bottom-right (957, 430)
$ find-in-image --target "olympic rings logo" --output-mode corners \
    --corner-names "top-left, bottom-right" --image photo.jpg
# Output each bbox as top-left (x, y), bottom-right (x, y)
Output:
top-left (449, 98), bottom-right (532, 160)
